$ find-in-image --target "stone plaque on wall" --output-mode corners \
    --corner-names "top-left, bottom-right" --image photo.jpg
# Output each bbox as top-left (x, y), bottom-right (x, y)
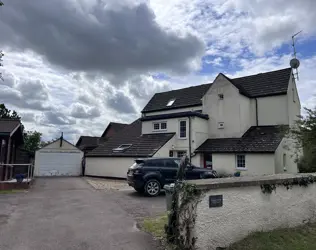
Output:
top-left (209, 195), bottom-right (223, 208)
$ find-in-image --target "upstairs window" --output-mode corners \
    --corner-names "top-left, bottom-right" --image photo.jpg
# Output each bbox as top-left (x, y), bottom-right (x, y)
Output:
top-left (112, 144), bottom-right (132, 152)
top-left (179, 120), bottom-right (187, 138)
top-left (236, 154), bottom-right (246, 169)
top-left (153, 122), bottom-right (167, 131)
top-left (153, 123), bottom-right (160, 130)
top-left (161, 122), bottom-right (167, 130)
top-left (166, 99), bottom-right (176, 106)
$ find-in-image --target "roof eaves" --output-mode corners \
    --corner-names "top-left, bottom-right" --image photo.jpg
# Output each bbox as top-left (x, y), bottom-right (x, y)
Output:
top-left (141, 103), bottom-right (203, 114)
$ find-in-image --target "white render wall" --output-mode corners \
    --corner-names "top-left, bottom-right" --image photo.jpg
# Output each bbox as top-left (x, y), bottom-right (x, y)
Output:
top-left (191, 117), bottom-right (208, 152)
top-left (142, 116), bottom-right (208, 153)
top-left (275, 138), bottom-right (299, 174)
top-left (153, 135), bottom-right (176, 157)
top-left (202, 74), bottom-right (255, 138)
top-left (212, 153), bottom-right (275, 176)
top-left (85, 157), bottom-right (135, 178)
top-left (188, 174), bottom-right (316, 249)
top-left (257, 95), bottom-right (288, 125)
top-left (287, 73), bottom-right (301, 126)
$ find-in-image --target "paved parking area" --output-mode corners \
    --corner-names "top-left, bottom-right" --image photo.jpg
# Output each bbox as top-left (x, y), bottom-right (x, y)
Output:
top-left (0, 177), bottom-right (165, 250)
top-left (85, 177), bottom-right (166, 222)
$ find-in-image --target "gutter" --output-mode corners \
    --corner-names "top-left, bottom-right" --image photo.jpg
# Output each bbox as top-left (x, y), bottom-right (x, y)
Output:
top-left (188, 116), bottom-right (192, 164)
top-left (255, 98), bottom-right (258, 126)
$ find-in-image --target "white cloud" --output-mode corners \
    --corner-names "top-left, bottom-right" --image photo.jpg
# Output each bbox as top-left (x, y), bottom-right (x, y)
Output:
top-left (0, 0), bottom-right (315, 143)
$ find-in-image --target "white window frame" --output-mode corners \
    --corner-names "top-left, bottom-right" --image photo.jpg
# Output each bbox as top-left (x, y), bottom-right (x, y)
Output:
top-left (153, 121), bottom-right (167, 131)
top-left (179, 119), bottom-right (187, 139)
top-left (235, 154), bottom-right (247, 170)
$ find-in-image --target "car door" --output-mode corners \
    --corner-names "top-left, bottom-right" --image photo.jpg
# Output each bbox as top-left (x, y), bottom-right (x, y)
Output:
top-left (161, 159), bottom-right (179, 184)
top-left (185, 165), bottom-right (202, 180)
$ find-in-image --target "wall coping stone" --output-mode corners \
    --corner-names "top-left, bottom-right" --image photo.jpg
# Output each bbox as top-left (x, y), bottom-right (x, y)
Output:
top-left (187, 173), bottom-right (316, 190)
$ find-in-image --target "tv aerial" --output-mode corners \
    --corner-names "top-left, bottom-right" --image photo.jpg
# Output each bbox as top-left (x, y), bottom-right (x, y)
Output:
top-left (290, 30), bottom-right (302, 80)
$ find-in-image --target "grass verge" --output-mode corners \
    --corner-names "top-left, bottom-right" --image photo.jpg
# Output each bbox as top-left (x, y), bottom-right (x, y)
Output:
top-left (0, 189), bottom-right (25, 194)
top-left (228, 223), bottom-right (316, 250)
top-left (142, 213), bottom-right (168, 240)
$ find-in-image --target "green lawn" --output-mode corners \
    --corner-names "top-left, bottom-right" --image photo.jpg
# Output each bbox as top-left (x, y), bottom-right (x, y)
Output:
top-left (142, 214), bottom-right (316, 250)
top-left (0, 189), bottom-right (25, 194)
top-left (228, 223), bottom-right (316, 250)
top-left (142, 213), bottom-right (168, 240)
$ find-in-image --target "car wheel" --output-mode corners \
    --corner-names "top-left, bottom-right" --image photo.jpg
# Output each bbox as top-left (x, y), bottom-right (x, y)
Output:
top-left (134, 187), bottom-right (144, 194)
top-left (144, 179), bottom-right (161, 197)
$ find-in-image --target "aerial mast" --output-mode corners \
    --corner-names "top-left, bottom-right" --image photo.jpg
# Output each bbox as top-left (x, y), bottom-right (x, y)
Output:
top-left (290, 30), bottom-right (302, 80)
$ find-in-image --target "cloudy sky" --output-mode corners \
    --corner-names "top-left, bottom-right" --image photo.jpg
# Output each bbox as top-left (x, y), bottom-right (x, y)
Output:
top-left (0, 0), bottom-right (315, 143)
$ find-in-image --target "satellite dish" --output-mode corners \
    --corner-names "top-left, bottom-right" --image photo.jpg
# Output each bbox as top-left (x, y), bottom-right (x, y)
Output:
top-left (290, 58), bottom-right (300, 69)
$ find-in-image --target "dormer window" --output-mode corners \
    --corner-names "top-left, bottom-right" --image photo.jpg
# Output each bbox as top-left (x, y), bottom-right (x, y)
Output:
top-left (166, 99), bottom-right (176, 106)
top-left (112, 144), bottom-right (132, 152)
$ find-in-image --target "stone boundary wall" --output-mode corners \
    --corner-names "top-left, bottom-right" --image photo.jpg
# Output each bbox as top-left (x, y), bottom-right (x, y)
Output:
top-left (180, 174), bottom-right (316, 250)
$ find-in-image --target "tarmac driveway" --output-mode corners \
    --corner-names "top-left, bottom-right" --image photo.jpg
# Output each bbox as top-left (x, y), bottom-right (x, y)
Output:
top-left (0, 178), bottom-right (163, 250)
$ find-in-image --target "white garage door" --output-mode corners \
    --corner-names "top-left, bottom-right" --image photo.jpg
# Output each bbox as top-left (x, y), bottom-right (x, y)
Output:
top-left (37, 152), bottom-right (82, 176)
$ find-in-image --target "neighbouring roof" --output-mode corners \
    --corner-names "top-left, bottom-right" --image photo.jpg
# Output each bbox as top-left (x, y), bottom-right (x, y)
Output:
top-left (142, 84), bottom-right (211, 113)
top-left (87, 119), bottom-right (175, 157)
top-left (101, 122), bottom-right (128, 138)
top-left (0, 118), bottom-right (21, 134)
top-left (76, 136), bottom-right (107, 151)
top-left (140, 111), bottom-right (209, 121)
top-left (195, 126), bottom-right (287, 153)
top-left (142, 68), bottom-right (292, 113)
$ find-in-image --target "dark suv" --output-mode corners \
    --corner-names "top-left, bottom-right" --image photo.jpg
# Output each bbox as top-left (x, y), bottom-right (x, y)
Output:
top-left (127, 157), bottom-right (217, 197)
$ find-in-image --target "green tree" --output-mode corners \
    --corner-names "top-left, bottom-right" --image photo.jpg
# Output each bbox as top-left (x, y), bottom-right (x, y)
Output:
top-left (288, 107), bottom-right (316, 172)
top-left (23, 131), bottom-right (42, 153)
top-left (0, 104), bottom-right (21, 119)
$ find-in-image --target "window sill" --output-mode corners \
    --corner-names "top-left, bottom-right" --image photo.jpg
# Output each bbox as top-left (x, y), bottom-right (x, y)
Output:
top-left (178, 137), bottom-right (187, 140)
top-left (152, 129), bottom-right (167, 132)
top-left (235, 167), bottom-right (247, 171)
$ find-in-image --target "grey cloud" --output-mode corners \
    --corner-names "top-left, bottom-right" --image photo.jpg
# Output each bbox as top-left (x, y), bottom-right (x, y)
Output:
top-left (0, 77), bottom-right (51, 111)
top-left (127, 76), bottom-right (171, 109)
top-left (0, 0), bottom-right (204, 77)
top-left (41, 111), bottom-right (76, 126)
top-left (70, 103), bottom-right (101, 119)
top-left (17, 80), bottom-right (48, 101)
top-left (20, 112), bottom-right (36, 123)
top-left (107, 91), bottom-right (136, 114)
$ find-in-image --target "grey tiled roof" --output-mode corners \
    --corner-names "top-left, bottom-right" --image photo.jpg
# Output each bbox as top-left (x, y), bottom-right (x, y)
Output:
top-left (87, 119), bottom-right (175, 157)
top-left (230, 68), bottom-right (292, 98)
top-left (142, 68), bottom-right (292, 113)
top-left (142, 84), bottom-right (211, 113)
top-left (0, 119), bottom-right (21, 133)
top-left (195, 126), bottom-right (287, 153)
top-left (76, 136), bottom-right (100, 147)
top-left (101, 122), bottom-right (128, 138)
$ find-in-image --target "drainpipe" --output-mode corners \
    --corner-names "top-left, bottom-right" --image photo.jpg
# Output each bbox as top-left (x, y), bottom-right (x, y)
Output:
top-left (188, 116), bottom-right (192, 164)
top-left (255, 98), bottom-right (259, 126)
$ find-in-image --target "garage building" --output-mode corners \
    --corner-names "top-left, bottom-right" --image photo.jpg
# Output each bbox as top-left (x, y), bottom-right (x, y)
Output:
top-left (34, 137), bottom-right (83, 177)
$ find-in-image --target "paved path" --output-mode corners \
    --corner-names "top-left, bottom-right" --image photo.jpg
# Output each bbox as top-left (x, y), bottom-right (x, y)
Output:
top-left (0, 178), bottom-right (162, 250)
